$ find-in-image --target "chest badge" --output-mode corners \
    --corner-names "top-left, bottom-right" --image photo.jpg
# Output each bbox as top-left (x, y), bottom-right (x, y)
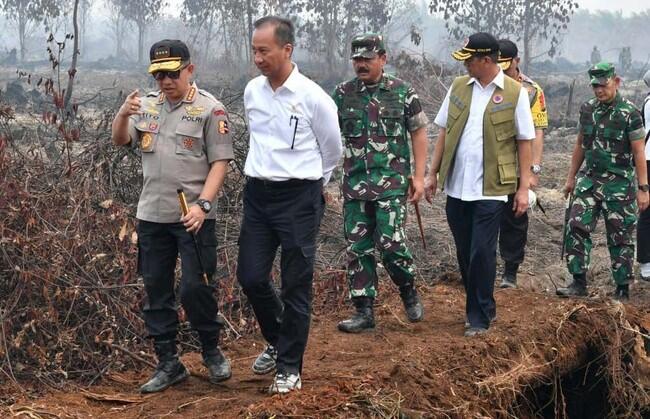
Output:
top-left (183, 138), bottom-right (194, 150)
top-left (148, 122), bottom-right (158, 131)
top-left (141, 133), bottom-right (153, 151)
top-left (185, 105), bottom-right (204, 117)
top-left (493, 94), bottom-right (503, 104)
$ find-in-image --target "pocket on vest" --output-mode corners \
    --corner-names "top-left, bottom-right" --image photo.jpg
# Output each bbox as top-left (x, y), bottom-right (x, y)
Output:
top-left (378, 106), bottom-right (405, 137)
top-left (490, 110), bottom-right (516, 141)
top-left (497, 154), bottom-right (517, 185)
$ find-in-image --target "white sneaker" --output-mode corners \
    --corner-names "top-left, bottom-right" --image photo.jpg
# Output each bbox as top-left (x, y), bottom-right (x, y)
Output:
top-left (268, 372), bottom-right (301, 394)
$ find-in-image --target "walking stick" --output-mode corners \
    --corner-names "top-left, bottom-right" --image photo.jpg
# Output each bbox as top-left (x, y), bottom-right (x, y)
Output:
top-left (177, 188), bottom-right (209, 285)
top-left (414, 202), bottom-right (427, 250)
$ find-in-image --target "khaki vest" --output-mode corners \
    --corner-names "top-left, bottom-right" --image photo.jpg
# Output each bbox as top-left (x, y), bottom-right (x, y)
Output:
top-left (439, 75), bottom-right (521, 196)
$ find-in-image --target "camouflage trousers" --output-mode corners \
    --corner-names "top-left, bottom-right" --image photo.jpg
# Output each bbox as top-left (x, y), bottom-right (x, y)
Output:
top-left (344, 197), bottom-right (415, 298)
top-left (564, 188), bottom-right (638, 285)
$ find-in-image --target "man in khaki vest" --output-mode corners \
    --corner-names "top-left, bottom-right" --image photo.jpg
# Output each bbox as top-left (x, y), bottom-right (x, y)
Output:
top-left (424, 33), bottom-right (535, 337)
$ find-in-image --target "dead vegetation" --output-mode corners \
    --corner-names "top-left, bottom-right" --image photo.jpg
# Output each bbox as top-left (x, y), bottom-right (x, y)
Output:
top-left (1, 63), bottom-right (649, 417)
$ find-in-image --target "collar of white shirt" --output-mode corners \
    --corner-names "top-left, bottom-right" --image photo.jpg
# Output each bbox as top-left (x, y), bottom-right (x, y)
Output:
top-left (466, 69), bottom-right (505, 90)
top-left (264, 63), bottom-right (301, 93)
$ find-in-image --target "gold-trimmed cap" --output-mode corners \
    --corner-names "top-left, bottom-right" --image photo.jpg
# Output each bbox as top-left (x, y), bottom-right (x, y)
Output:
top-left (148, 39), bottom-right (190, 74)
top-left (497, 39), bottom-right (518, 70)
top-left (452, 32), bottom-right (499, 61)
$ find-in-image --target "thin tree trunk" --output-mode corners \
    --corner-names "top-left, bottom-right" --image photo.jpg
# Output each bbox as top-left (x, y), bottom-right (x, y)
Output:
top-left (19, 14), bottom-right (26, 62)
top-left (138, 23), bottom-right (145, 64)
top-left (64, 0), bottom-right (80, 110)
top-left (246, 0), bottom-right (253, 64)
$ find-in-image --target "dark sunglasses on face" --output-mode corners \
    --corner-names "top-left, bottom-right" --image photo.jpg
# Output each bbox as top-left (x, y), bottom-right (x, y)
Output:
top-left (152, 65), bottom-right (188, 81)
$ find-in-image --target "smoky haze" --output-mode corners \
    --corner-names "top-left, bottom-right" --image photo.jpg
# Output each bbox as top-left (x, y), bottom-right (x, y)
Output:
top-left (0, 1), bottom-right (648, 80)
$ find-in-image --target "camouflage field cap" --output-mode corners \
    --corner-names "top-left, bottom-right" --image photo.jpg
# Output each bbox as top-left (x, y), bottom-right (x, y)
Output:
top-left (351, 34), bottom-right (386, 59)
top-left (588, 62), bottom-right (616, 86)
top-left (148, 39), bottom-right (190, 74)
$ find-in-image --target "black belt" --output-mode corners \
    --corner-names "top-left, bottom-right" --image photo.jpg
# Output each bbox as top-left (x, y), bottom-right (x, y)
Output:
top-left (247, 177), bottom-right (321, 188)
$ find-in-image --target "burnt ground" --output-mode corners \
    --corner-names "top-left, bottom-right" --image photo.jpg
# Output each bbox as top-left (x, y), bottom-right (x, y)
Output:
top-left (2, 129), bottom-right (650, 418)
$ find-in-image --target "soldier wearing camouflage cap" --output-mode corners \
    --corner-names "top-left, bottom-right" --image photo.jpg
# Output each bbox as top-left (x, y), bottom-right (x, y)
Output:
top-left (332, 33), bottom-right (429, 333)
top-left (560, 62), bottom-right (649, 300)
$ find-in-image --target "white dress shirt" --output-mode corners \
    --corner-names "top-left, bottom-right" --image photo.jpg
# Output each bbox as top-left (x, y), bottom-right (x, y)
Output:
top-left (643, 99), bottom-right (650, 160)
top-left (244, 64), bottom-right (343, 184)
top-left (434, 70), bottom-right (536, 202)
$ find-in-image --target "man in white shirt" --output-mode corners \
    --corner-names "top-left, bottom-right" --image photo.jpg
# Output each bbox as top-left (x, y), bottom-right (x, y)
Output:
top-left (237, 16), bottom-right (342, 394)
top-left (637, 69), bottom-right (650, 281)
top-left (425, 32), bottom-right (535, 337)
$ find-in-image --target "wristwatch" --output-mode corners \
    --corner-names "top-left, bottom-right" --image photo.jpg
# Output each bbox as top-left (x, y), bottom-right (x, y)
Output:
top-left (639, 184), bottom-right (650, 192)
top-left (531, 164), bottom-right (542, 175)
top-left (196, 198), bottom-right (212, 213)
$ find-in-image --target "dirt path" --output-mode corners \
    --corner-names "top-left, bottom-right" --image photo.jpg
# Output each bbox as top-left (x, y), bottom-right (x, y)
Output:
top-left (4, 282), bottom-right (649, 418)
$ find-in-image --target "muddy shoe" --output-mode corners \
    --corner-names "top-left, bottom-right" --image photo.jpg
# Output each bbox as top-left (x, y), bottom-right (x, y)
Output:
top-left (400, 286), bottom-right (424, 322)
top-left (140, 340), bottom-right (189, 394)
top-left (556, 274), bottom-right (587, 297)
top-left (464, 327), bottom-right (488, 337)
top-left (252, 344), bottom-right (277, 375)
top-left (203, 347), bottom-right (231, 383)
top-left (268, 372), bottom-right (302, 394)
top-left (613, 285), bottom-right (629, 301)
top-left (337, 297), bottom-right (375, 333)
top-left (499, 263), bottom-right (518, 289)
top-left (499, 273), bottom-right (517, 289)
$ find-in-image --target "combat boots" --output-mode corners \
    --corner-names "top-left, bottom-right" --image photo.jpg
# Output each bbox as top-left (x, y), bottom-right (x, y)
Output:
top-left (613, 284), bottom-right (629, 301)
top-left (556, 273), bottom-right (588, 297)
top-left (199, 332), bottom-right (231, 383)
top-left (499, 262), bottom-right (518, 289)
top-left (337, 297), bottom-right (375, 333)
top-left (140, 339), bottom-right (189, 394)
top-left (399, 285), bottom-right (424, 322)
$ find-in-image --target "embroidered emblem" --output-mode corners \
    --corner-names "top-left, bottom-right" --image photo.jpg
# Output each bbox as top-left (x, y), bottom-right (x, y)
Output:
top-left (141, 133), bottom-right (153, 151)
top-left (218, 120), bottom-right (229, 134)
top-left (184, 105), bottom-right (204, 117)
top-left (148, 122), bottom-right (158, 131)
top-left (183, 137), bottom-right (194, 150)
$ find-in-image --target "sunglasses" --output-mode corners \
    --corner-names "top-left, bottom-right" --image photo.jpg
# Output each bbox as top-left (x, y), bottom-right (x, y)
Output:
top-left (152, 64), bottom-right (188, 81)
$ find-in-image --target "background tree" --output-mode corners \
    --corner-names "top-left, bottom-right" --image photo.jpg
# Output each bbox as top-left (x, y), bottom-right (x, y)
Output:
top-left (429, 0), bottom-right (578, 73)
top-left (123, 0), bottom-right (167, 64)
top-left (292, 0), bottom-right (394, 77)
top-left (105, 0), bottom-right (129, 58)
top-left (1, 0), bottom-right (61, 62)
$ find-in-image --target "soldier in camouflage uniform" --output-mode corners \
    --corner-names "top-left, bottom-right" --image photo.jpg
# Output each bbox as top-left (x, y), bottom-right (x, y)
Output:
top-left (332, 34), bottom-right (429, 333)
top-left (560, 62), bottom-right (649, 301)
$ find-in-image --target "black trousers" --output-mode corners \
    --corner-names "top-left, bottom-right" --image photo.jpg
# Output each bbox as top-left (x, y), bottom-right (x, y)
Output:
top-left (499, 192), bottom-right (529, 266)
top-left (637, 161), bottom-right (650, 264)
top-left (137, 219), bottom-right (220, 343)
top-left (446, 197), bottom-right (505, 329)
top-left (237, 178), bottom-right (324, 375)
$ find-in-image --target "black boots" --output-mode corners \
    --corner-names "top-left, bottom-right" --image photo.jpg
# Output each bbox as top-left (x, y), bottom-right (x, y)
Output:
top-left (338, 297), bottom-right (375, 333)
top-left (399, 286), bottom-right (424, 322)
top-left (199, 332), bottom-right (232, 383)
top-left (203, 347), bottom-right (232, 383)
top-left (614, 284), bottom-right (629, 301)
top-left (556, 273), bottom-right (588, 297)
top-left (499, 262), bottom-right (518, 289)
top-left (140, 340), bottom-right (189, 394)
